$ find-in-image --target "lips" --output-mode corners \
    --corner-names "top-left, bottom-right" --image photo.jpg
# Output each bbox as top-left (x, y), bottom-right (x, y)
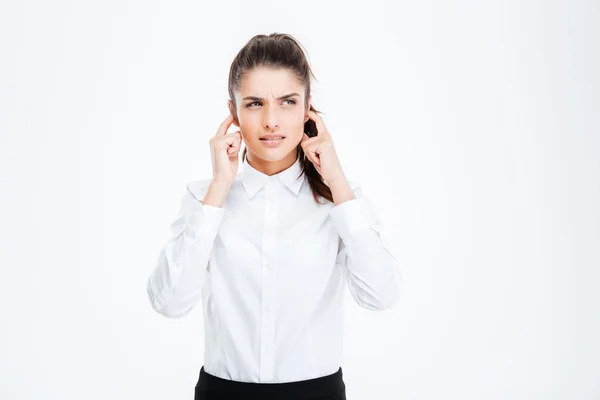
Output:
top-left (260, 135), bottom-right (286, 140)
top-left (260, 136), bottom-right (285, 147)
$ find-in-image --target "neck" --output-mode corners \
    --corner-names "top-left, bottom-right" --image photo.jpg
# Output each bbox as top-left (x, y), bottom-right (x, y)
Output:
top-left (246, 149), bottom-right (298, 176)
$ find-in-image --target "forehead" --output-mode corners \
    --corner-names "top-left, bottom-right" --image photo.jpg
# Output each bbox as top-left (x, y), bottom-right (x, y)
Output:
top-left (238, 67), bottom-right (304, 97)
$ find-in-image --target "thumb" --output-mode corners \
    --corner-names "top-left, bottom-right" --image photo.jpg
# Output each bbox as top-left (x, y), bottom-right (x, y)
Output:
top-left (301, 132), bottom-right (310, 143)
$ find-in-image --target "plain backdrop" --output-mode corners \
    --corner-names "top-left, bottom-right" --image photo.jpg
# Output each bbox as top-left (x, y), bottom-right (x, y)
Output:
top-left (1, 0), bottom-right (599, 399)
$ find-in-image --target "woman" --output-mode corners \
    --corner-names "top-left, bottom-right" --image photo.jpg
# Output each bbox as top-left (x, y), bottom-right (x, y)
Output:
top-left (146, 33), bottom-right (402, 400)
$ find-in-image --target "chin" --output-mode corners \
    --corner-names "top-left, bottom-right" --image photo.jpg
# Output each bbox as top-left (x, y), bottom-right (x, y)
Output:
top-left (252, 143), bottom-right (298, 161)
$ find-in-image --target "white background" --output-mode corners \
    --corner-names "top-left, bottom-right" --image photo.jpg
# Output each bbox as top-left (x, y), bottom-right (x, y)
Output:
top-left (1, 1), bottom-right (599, 399)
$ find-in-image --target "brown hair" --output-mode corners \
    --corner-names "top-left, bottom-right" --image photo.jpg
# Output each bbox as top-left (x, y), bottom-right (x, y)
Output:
top-left (227, 33), bottom-right (333, 204)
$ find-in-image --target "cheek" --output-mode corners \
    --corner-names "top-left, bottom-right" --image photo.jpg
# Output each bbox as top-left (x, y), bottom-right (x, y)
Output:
top-left (238, 116), bottom-right (260, 133)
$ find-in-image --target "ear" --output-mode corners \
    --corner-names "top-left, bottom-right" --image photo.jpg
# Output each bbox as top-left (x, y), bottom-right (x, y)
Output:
top-left (228, 100), bottom-right (240, 127)
top-left (304, 95), bottom-right (312, 122)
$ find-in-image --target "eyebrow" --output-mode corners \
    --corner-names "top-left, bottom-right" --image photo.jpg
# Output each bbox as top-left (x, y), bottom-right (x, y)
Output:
top-left (242, 93), bottom-right (300, 101)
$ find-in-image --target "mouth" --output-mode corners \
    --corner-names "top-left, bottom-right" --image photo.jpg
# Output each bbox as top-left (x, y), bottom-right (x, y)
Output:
top-left (259, 136), bottom-right (286, 147)
top-left (259, 136), bottom-right (286, 141)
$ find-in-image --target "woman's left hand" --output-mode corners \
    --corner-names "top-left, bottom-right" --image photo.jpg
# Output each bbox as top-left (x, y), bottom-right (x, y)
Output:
top-left (301, 110), bottom-right (346, 184)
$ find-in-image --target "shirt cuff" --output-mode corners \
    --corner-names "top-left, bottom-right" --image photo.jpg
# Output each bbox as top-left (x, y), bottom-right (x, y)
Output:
top-left (329, 197), bottom-right (375, 241)
top-left (184, 199), bottom-right (227, 243)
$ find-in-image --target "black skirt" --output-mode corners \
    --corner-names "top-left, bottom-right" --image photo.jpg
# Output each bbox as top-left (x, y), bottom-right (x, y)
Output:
top-left (194, 365), bottom-right (347, 400)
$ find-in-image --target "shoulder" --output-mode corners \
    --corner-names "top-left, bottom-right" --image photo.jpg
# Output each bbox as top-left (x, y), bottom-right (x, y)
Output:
top-left (346, 179), bottom-right (360, 191)
top-left (185, 178), bottom-right (214, 201)
top-left (325, 178), bottom-right (363, 196)
top-left (343, 178), bottom-right (364, 198)
top-left (328, 178), bottom-right (359, 188)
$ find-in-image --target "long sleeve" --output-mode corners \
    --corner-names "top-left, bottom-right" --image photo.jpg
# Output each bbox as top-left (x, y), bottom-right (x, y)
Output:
top-left (329, 182), bottom-right (402, 311)
top-left (146, 181), bottom-right (226, 318)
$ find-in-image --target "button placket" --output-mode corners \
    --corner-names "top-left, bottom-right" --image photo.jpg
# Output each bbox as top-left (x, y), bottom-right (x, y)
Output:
top-left (259, 178), bottom-right (279, 381)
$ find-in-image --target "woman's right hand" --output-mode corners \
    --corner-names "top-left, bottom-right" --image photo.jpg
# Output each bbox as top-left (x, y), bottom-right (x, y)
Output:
top-left (209, 114), bottom-right (242, 185)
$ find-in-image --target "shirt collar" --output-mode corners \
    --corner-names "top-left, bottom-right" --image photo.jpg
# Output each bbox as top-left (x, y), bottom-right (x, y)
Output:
top-left (240, 153), bottom-right (306, 200)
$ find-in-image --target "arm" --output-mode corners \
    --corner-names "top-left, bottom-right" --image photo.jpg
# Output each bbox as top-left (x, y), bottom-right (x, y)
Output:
top-left (329, 179), bottom-right (402, 310)
top-left (146, 181), bottom-right (227, 318)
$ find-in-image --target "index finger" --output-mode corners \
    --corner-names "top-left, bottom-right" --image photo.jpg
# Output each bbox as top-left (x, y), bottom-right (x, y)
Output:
top-left (307, 110), bottom-right (328, 136)
top-left (215, 114), bottom-right (235, 137)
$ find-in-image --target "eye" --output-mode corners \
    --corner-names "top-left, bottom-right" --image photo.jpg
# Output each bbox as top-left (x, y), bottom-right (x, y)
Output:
top-left (245, 99), bottom-right (297, 108)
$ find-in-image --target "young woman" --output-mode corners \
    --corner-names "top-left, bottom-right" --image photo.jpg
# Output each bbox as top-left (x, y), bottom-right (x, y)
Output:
top-left (146, 33), bottom-right (402, 400)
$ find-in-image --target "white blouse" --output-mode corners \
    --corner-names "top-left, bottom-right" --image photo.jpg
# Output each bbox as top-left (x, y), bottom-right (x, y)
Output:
top-left (146, 153), bottom-right (402, 383)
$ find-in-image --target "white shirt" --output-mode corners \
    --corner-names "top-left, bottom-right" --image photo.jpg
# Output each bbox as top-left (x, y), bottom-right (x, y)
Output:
top-left (146, 153), bottom-right (402, 383)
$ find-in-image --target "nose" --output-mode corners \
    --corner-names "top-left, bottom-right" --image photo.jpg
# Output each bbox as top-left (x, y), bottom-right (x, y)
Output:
top-left (262, 107), bottom-right (280, 130)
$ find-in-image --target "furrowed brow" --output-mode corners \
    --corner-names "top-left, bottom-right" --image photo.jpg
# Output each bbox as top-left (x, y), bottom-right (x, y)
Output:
top-left (242, 93), bottom-right (300, 101)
